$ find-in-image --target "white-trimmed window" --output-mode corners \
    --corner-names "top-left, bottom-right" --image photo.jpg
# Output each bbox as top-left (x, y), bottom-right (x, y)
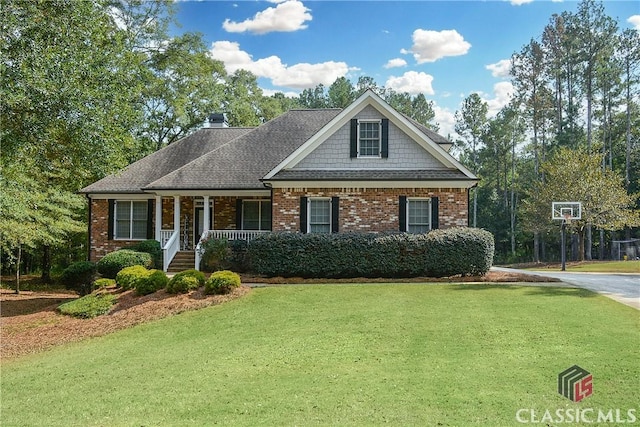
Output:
top-left (242, 200), bottom-right (271, 230)
top-left (308, 198), bottom-right (331, 233)
top-left (114, 200), bottom-right (147, 240)
top-left (358, 120), bottom-right (381, 157)
top-left (407, 198), bottom-right (431, 233)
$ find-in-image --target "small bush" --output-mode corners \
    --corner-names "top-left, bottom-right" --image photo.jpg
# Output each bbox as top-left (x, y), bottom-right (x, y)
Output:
top-left (96, 250), bottom-right (153, 279)
top-left (129, 240), bottom-right (162, 269)
top-left (57, 293), bottom-right (117, 318)
top-left (61, 261), bottom-right (97, 296)
top-left (135, 269), bottom-right (168, 296)
top-left (199, 238), bottom-right (249, 273)
top-left (166, 269), bottom-right (205, 294)
top-left (205, 270), bottom-right (241, 295)
top-left (94, 278), bottom-right (116, 289)
top-left (115, 265), bottom-right (150, 290)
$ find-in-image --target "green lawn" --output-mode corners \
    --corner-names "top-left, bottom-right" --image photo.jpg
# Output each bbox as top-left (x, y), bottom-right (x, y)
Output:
top-left (2, 284), bottom-right (639, 426)
top-left (526, 260), bottom-right (640, 273)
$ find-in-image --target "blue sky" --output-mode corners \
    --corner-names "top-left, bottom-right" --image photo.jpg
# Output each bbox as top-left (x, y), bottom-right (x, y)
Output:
top-left (173, 0), bottom-right (640, 136)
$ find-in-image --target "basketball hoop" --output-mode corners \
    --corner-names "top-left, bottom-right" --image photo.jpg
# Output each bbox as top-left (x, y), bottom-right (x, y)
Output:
top-left (552, 201), bottom-right (582, 271)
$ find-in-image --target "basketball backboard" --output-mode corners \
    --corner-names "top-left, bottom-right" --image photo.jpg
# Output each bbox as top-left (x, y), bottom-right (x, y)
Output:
top-left (552, 202), bottom-right (582, 221)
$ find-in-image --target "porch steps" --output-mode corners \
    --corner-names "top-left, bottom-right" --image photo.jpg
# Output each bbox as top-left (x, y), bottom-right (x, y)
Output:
top-left (167, 251), bottom-right (196, 273)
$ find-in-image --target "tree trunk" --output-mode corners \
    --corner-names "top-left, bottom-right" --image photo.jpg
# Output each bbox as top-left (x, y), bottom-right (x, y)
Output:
top-left (578, 229), bottom-right (586, 262)
top-left (41, 245), bottom-right (52, 283)
top-left (599, 229), bottom-right (605, 260)
top-left (585, 225), bottom-right (592, 261)
top-left (533, 231), bottom-right (540, 263)
top-left (15, 244), bottom-right (22, 295)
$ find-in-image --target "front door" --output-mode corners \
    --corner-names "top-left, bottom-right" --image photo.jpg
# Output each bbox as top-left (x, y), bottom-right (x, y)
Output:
top-left (194, 207), bottom-right (212, 246)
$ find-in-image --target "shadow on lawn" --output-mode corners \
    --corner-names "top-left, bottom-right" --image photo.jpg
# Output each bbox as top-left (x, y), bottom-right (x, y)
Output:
top-left (451, 283), bottom-right (598, 299)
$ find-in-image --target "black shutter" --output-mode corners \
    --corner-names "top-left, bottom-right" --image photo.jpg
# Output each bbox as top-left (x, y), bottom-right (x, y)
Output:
top-left (107, 199), bottom-right (115, 240)
top-left (146, 200), bottom-right (154, 239)
top-left (350, 119), bottom-right (358, 158)
top-left (331, 197), bottom-right (339, 233)
top-left (235, 199), bottom-right (243, 230)
top-left (381, 119), bottom-right (389, 158)
top-left (431, 197), bottom-right (439, 230)
top-left (399, 196), bottom-right (407, 232)
top-left (300, 197), bottom-right (308, 233)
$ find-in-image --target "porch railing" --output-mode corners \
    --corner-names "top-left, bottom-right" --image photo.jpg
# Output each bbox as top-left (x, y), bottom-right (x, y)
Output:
top-left (160, 229), bottom-right (174, 247)
top-left (162, 230), bottom-right (180, 272)
top-left (194, 229), bottom-right (269, 271)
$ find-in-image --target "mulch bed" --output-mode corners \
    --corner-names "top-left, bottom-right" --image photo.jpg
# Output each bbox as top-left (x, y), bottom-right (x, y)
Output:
top-left (1, 270), bottom-right (556, 361)
top-left (0, 286), bottom-right (250, 361)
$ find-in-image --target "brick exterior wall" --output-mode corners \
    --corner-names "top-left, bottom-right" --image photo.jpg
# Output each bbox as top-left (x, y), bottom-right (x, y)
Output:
top-left (272, 187), bottom-right (468, 232)
top-left (89, 199), bottom-right (157, 261)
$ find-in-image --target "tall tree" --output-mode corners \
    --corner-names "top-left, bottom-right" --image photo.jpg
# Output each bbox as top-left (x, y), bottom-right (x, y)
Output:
top-left (327, 77), bottom-right (355, 108)
top-left (617, 29), bottom-right (640, 191)
top-left (455, 94), bottom-right (489, 228)
top-left (299, 84), bottom-right (328, 109)
top-left (521, 147), bottom-right (640, 261)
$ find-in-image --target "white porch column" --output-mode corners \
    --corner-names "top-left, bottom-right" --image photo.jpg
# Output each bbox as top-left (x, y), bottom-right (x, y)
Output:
top-left (173, 196), bottom-right (181, 235)
top-left (203, 195), bottom-right (210, 233)
top-left (155, 196), bottom-right (162, 242)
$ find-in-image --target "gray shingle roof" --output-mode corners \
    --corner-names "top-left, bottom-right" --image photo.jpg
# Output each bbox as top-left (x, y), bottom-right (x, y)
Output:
top-left (267, 169), bottom-right (472, 181)
top-left (144, 109), bottom-right (342, 190)
top-left (402, 114), bottom-right (451, 145)
top-left (80, 128), bottom-right (251, 193)
top-left (81, 106), bottom-right (462, 194)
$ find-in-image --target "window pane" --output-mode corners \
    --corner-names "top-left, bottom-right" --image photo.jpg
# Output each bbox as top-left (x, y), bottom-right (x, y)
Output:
top-left (115, 201), bottom-right (131, 220)
top-left (408, 199), bottom-right (430, 234)
top-left (132, 220), bottom-right (147, 239)
top-left (309, 199), bottom-right (330, 233)
top-left (260, 201), bottom-right (272, 231)
top-left (359, 122), bottom-right (380, 156)
top-left (115, 220), bottom-right (130, 239)
top-left (132, 201), bottom-right (147, 220)
top-left (243, 201), bottom-right (260, 230)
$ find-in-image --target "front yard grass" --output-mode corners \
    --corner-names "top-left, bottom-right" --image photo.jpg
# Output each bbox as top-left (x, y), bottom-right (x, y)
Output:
top-left (2, 284), bottom-right (638, 426)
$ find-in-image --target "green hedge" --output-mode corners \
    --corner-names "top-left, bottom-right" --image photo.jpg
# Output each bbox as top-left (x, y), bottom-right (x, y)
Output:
top-left (128, 240), bottom-right (162, 269)
top-left (246, 228), bottom-right (494, 278)
top-left (199, 238), bottom-right (248, 272)
top-left (57, 293), bottom-right (117, 318)
top-left (96, 250), bottom-right (153, 279)
top-left (204, 270), bottom-right (241, 295)
top-left (166, 269), bottom-right (205, 294)
top-left (115, 265), bottom-right (168, 295)
top-left (61, 261), bottom-right (97, 296)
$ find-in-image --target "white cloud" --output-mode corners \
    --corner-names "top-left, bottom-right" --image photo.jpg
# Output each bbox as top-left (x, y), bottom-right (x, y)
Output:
top-left (222, 0), bottom-right (312, 34)
top-left (385, 71), bottom-right (435, 95)
top-left (209, 41), bottom-right (354, 89)
top-left (406, 29), bottom-right (471, 63)
top-left (486, 59), bottom-right (512, 78)
top-left (480, 81), bottom-right (515, 117)
top-left (262, 88), bottom-right (299, 98)
top-left (628, 15), bottom-right (640, 31)
top-left (384, 58), bottom-right (407, 69)
top-left (510, 0), bottom-right (534, 5)
top-left (433, 103), bottom-right (457, 139)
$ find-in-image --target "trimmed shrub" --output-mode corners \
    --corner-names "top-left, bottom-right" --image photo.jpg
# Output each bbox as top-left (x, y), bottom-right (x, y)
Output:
top-left (199, 237), bottom-right (229, 271)
top-left (57, 293), bottom-right (117, 318)
top-left (115, 265), bottom-right (150, 290)
top-left (94, 278), bottom-right (116, 289)
top-left (135, 269), bottom-right (168, 296)
top-left (246, 228), bottom-right (495, 278)
top-left (129, 240), bottom-right (162, 269)
top-left (205, 270), bottom-right (241, 295)
top-left (61, 261), bottom-right (97, 296)
top-left (96, 250), bottom-right (153, 279)
top-left (166, 269), bottom-right (205, 294)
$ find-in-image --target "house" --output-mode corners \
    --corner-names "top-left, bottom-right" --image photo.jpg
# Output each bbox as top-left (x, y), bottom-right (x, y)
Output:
top-left (80, 90), bottom-right (477, 271)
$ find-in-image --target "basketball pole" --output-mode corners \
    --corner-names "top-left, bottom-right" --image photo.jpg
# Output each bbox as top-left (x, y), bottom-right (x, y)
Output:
top-left (561, 218), bottom-right (566, 271)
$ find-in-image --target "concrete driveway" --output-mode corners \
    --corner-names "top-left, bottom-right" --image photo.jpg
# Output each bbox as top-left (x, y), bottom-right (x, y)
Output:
top-left (491, 266), bottom-right (640, 310)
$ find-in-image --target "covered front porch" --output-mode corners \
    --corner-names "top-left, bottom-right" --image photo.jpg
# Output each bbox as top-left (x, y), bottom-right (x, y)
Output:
top-left (153, 191), bottom-right (271, 271)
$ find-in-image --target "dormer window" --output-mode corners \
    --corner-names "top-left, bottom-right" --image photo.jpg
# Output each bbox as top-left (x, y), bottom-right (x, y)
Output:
top-left (358, 120), bottom-right (381, 157)
top-left (350, 118), bottom-right (389, 159)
